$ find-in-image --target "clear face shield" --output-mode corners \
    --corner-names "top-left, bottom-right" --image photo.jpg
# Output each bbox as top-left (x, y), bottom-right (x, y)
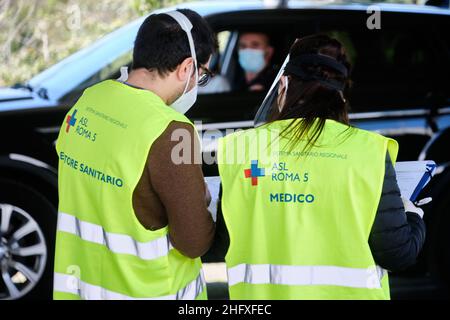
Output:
top-left (253, 54), bottom-right (290, 127)
top-left (253, 49), bottom-right (349, 127)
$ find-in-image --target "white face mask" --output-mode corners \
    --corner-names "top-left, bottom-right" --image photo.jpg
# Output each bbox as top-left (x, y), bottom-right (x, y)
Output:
top-left (171, 62), bottom-right (198, 114)
top-left (165, 11), bottom-right (199, 114)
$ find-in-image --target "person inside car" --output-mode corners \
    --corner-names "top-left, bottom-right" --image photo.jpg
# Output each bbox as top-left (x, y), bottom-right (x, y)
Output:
top-left (235, 32), bottom-right (277, 92)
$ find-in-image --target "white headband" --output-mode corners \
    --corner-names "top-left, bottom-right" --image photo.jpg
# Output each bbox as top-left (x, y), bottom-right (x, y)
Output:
top-left (164, 10), bottom-right (197, 66)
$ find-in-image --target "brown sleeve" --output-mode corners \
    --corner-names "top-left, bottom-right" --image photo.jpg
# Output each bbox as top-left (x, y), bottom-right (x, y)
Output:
top-left (148, 120), bottom-right (215, 259)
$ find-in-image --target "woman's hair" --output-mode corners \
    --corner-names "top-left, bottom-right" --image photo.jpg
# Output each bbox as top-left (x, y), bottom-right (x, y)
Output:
top-left (268, 34), bottom-right (352, 152)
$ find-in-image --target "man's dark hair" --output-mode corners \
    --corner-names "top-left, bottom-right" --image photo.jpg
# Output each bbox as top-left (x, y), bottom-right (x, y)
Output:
top-left (132, 9), bottom-right (218, 76)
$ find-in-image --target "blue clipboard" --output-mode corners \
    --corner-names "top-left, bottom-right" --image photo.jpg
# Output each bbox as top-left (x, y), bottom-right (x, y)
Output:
top-left (409, 163), bottom-right (437, 202)
top-left (395, 161), bottom-right (437, 202)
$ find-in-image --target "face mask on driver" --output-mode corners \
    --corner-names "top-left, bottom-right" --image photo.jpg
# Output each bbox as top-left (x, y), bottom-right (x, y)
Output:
top-left (238, 48), bottom-right (266, 74)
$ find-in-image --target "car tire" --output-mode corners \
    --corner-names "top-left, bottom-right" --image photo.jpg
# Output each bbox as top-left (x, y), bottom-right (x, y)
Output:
top-left (0, 178), bottom-right (56, 300)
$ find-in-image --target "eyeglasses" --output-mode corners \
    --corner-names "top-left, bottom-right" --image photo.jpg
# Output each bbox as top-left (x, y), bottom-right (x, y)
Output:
top-left (198, 66), bottom-right (214, 87)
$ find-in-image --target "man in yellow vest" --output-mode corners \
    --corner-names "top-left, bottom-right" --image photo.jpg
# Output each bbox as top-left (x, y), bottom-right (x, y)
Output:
top-left (53, 9), bottom-right (216, 300)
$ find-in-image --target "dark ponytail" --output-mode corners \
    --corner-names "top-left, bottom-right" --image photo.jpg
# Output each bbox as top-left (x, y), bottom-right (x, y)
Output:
top-left (268, 34), bottom-right (352, 152)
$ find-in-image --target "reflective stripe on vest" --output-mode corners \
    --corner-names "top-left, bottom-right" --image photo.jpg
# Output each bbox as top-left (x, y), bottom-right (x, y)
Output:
top-left (57, 212), bottom-right (172, 260)
top-left (228, 264), bottom-right (387, 289)
top-left (53, 270), bottom-right (206, 300)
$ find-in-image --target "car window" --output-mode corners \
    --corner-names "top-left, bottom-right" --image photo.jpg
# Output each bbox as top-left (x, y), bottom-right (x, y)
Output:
top-left (197, 30), bottom-right (234, 95)
top-left (321, 15), bottom-right (449, 112)
top-left (189, 28), bottom-right (291, 124)
top-left (218, 31), bottom-right (232, 57)
top-left (61, 50), bottom-right (133, 103)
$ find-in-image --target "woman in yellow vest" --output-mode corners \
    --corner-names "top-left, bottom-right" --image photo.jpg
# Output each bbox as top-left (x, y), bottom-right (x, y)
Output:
top-left (217, 35), bottom-right (426, 300)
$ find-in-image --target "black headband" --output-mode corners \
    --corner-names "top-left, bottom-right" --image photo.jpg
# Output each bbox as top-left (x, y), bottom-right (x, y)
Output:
top-left (284, 53), bottom-right (348, 91)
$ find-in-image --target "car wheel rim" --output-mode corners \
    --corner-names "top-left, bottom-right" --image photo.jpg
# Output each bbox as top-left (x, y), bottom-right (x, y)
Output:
top-left (0, 203), bottom-right (47, 300)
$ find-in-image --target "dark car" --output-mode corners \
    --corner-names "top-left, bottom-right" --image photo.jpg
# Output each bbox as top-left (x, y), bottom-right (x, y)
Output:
top-left (0, 0), bottom-right (449, 299)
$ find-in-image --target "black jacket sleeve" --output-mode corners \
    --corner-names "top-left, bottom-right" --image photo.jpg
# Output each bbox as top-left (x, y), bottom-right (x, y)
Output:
top-left (368, 153), bottom-right (426, 272)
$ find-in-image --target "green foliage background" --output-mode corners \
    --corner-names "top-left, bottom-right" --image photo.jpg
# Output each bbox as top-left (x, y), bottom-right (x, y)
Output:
top-left (0, 0), bottom-right (189, 87)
